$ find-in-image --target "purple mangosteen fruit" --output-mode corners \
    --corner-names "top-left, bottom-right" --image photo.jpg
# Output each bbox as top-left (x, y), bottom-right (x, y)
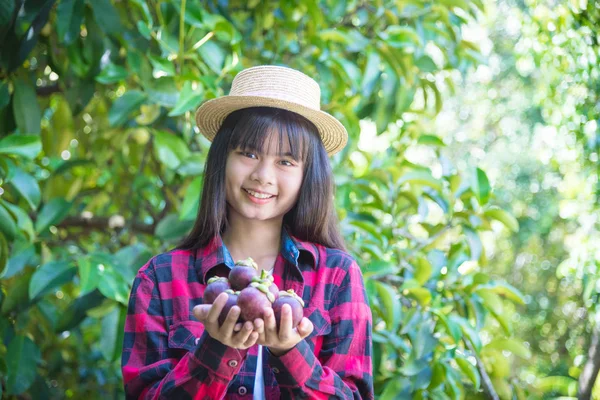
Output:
top-left (218, 290), bottom-right (241, 326)
top-left (203, 277), bottom-right (230, 304)
top-left (237, 282), bottom-right (275, 322)
top-left (229, 257), bottom-right (259, 291)
top-left (273, 289), bottom-right (305, 328)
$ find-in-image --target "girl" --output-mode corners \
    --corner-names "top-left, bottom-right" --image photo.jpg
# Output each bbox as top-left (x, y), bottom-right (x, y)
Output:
top-left (121, 66), bottom-right (374, 399)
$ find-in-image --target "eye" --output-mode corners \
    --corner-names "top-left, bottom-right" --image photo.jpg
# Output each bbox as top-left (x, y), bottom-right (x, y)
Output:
top-left (240, 151), bottom-right (257, 159)
top-left (280, 159), bottom-right (295, 166)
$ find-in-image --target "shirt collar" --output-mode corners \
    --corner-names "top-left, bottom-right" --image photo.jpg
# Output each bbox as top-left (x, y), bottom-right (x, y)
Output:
top-left (196, 226), bottom-right (318, 283)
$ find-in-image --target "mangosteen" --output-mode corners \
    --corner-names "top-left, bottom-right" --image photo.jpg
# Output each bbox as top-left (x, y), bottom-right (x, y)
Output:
top-left (203, 276), bottom-right (231, 304)
top-left (273, 289), bottom-right (305, 328)
top-left (252, 269), bottom-right (279, 301)
top-left (229, 257), bottom-right (259, 290)
top-left (218, 290), bottom-right (241, 326)
top-left (237, 282), bottom-right (275, 322)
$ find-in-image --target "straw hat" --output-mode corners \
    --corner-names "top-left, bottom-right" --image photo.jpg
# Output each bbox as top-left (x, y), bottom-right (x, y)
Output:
top-left (195, 65), bottom-right (348, 156)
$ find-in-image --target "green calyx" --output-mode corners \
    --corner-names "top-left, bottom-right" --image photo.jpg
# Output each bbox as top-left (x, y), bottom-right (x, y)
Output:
top-left (207, 276), bottom-right (229, 284)
top-left (235, 257), bottom-right (258, 270)
top-left (278, 289), bottom-right (305, 307)
top-left (252, 269), bottom-right (275, 283)
top-left (250, 281), bottom-right (275, 303)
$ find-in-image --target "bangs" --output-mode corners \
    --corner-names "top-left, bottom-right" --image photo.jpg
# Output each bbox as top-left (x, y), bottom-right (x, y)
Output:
top-left (227, 107), bottom-right (316, 162)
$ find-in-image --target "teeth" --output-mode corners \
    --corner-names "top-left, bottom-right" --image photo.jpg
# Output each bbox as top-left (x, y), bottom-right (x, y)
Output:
top-left (246, 189), bottom-right (273, 199)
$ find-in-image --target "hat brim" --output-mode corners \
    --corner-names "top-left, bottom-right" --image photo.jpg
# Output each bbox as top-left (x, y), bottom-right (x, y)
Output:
top-left (195, 96), bottom-right (348, 156)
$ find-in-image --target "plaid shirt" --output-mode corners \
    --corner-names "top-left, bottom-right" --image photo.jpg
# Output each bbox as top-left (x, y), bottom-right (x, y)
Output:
top-left (121, 228), bottom-right (374, 399)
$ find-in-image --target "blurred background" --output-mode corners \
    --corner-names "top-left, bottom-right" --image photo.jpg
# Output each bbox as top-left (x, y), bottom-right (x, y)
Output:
top-left (0, 0), bottom-right (599, 398)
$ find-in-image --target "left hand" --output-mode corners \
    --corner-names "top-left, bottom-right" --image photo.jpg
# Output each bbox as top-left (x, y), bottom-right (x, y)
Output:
top-left (253, 304), bottom-right (314, 356)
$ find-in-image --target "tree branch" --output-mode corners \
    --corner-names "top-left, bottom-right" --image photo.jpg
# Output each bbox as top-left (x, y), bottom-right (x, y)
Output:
top-left (578, 323), bottom-right (600, 400)
top-left (464, 338), bottom-right (500, 400)
top-left (57, 216), bottom-right (155, 234)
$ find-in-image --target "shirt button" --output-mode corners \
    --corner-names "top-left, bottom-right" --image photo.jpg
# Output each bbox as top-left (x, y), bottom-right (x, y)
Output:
top-left (272, 367), bottom-right (280, 373)
top-left (194, 337), bottom-right (200, 346)
top-left (238, 386), bottom-right (247, 395)
top-left (227, 359), bottom-right (238, 368)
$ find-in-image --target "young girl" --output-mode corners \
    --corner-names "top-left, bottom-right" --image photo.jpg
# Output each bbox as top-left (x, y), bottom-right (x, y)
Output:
top-left (121, 66), bottom-right (374, 399)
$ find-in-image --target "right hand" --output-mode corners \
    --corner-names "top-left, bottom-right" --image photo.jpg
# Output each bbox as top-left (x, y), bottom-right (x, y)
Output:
top-left (192, 292), bottom-right (260, 350)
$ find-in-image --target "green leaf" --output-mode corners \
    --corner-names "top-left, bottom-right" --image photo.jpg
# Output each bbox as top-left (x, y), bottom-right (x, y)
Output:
top-left (535, 376), bottom-right (578, 397)
top-left (476, 281), bottom-right (525, 305)
top-left (1, 270), bottom-right (32, 314)
top-left (56, 0), bottom-right (84, 44)
top-left (155, 213), bottom-right (194, 241)
top-left (108, 90), bottom-right (147, 127)
top-left (485, 338), bottom-right (532, 359)
top-left (12, 78), bottom-right (41, 134)
top-left (96, 63), bottom-right (129, 84)
top-left (136, 21), bottom-right (151, 39)
top-left (0, 202), bottom-right (18, 240)
top-left (34, 198), bottom-right (72, 234)
top-left (0, 232), bottom-right (8, 278)
top-left (456, 357), bottom-right (480, 391)
top-left (55, 290), bottom-right (105, 332)
top-left (149, 55), bottom-right (176, 77)
top-left (361, 51), bottom-right (381, 98)
top-left (452, 315), bottom-right (482, 353)
top-left (197, 41), bottom-right (225, 74)
top-left (397, 170), bottom-right (443, 191)
top-left (0, 81), bottom-right (9, 109)
top-left (416, 55), bottom-right (438, 73)
top-left (135, 104), bottom-right (161, 125)
top-left (5, 335), bottom-right (40, 395)
top-left (146, 77), bottom-right (179, 107)
top-left (403, 287), bottom-right (432, 306)
top-left (179, 176), bottom-right (202, 221)
top-left (483, 207), bottom-right (519, 232)
top-left (89, 0), bottom-right (122, 34)
top-left (413, 256), bottom-right (432, 284)
top-left (2, 201), bottom-right (36, 241)
top-left (168, 81), bottom-right (204, 116)
top-left (97, 268), bottom-right (130, 305)
top-left (432, 310), bottom-right (461, 343)
top-left (363, 260), bottom-right (398, 278)
top-left (153, 130), bottom-right (191, 170)
top-left (177, 152), bottom-right (206, 176)
top-left (0, 134), bottom-right (42, 159)
top-left (319, 29), bottom-right (351, 44)
top-left (470, 167), bottom-right (490, 206)
top-left (9, 166), bottom-right (41, 211)
top-left (29, 261), bottom-right (75, 300)
top-left (462, 225), bottom-right (482, 261)
top-left (3, 240), bottom-right (37, 278)
top-left (382, 26), bottom-right (421, 49)
top-left (374, 281), bottom-right (401, 332)
top-left (418, 134), bottom-right (445, 147)
top-left (100, 305), bottom-right (126, 361)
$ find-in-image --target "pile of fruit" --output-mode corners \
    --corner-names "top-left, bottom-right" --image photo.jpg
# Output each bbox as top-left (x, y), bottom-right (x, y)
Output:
top-left (203, 257), bottom-right (305, 327)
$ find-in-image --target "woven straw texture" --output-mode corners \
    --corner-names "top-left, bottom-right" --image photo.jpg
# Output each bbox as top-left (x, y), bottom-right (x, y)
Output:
top-left (195, 65), bottom-right (348, 156)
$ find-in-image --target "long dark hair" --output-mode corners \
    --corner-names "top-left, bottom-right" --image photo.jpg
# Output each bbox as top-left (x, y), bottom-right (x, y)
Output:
top-left (173, 107), bottom-right (346, 251)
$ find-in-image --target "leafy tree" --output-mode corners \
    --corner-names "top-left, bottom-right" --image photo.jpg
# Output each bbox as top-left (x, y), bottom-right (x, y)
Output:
top-left (0, 1), bottom-right (527, 398)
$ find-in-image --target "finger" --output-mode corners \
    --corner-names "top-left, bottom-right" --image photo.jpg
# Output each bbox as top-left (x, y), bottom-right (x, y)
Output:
top-left (221, 307), bottom-right (241, 337)
top-left (192, 304), bottom-right (211, 321)
top-left (232, 321), bottom-right (254, 347)
top-left (263, 307), bottom-right (277, 342)
top-left (279, 304), bottom-right (293, 340)
top-left (242, 331), bottom-right (259, 348)
top-left (206, 293), bottom-right (228, 324)
top-left (253, 318), bottom-right (265, 335)
top-left (233, 322), bottom-right (243, 332)
top-left (297, 317), bottom-right (314, 339)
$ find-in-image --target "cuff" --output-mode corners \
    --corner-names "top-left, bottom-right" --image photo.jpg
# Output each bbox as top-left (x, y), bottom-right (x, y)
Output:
top-left (192, 331), bottom-right (248, 381)
top-left (266, 339), bottom-right (318, 387)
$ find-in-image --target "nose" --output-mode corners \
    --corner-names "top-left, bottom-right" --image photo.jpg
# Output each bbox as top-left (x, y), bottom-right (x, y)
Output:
top-left (250, 159), bottom-right (274, 186)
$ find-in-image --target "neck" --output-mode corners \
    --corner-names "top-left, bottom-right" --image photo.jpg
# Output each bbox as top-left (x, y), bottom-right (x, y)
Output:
top-left (222, 214), bottom-right (283, 269)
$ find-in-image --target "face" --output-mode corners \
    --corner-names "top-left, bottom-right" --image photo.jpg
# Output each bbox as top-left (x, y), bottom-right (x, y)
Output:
top-left (224, 132), bottom-right (304, 225)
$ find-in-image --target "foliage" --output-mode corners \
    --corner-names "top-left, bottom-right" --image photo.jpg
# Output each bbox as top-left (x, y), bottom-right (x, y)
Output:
top-left (0, 0), bottom-right (533, 399)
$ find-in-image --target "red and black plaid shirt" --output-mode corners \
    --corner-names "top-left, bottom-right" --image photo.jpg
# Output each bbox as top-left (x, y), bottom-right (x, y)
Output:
top-left (121, 228), bottom-right (374, 399)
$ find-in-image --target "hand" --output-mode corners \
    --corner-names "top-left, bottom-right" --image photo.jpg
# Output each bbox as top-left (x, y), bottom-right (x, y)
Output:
top-left (193, 292), bottom-right (259, 350)
top-left (253, 304), bottom-right (314, 356)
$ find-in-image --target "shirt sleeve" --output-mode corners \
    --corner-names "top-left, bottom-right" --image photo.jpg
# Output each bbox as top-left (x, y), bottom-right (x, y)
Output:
top-left (267, 259), bottom-right (374, 399)
top-left (121, 259), bottom-right (248, 399)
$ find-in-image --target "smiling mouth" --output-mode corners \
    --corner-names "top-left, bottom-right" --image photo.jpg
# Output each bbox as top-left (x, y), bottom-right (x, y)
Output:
top-left (244, 189), bottom-right (275, 199)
